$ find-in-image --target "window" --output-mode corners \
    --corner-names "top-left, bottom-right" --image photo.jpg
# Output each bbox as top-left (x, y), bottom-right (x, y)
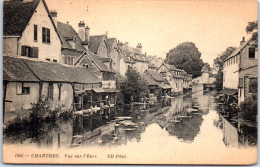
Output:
top-left (48, 83), bottom-right (54, 101)
top-left (249, 47), bottom-right (255, 58)
top-left (249, 78), bottom-right (257, 93)
top-left (46, 58), bottom-right (50, 61)
top-left (16, 82), bottom-right (30, 95)
top-left (67, 56), bottom-right (75, 65)
top-left (239, 78), bottom-right (243, 88)
top-left (42, 27), bottom-right (50, 43)
top-left (53, 59), bottom-right (57, 62)
top-left (34, 25), bottom-right (37, 41)
top-left (21, 46), bottom-right (38, 58)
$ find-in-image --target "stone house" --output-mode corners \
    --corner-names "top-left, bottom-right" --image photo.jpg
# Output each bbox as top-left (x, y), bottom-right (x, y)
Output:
top-left (106, 38), bottom-right (121, 73)
top-left (3, 56), bottom-right (101, 125)
top-left (144, 70), bottom-right (171, 97)
top-left (158, 64), bottom-right (185, 95)
top-left (3, 0), bottom-right (62, 62)
top-left (236, 39), bottom-right (257, 104)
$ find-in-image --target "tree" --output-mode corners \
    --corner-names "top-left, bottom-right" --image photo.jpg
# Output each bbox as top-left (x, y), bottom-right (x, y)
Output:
top-left (246, 20), bottom-right (258, 48)
top-left (213, 47), bottom-right (236, 91)
top-left (120, 67), bottom-right (148, 103)
top-left (165, 42), bottom-right (204, 78)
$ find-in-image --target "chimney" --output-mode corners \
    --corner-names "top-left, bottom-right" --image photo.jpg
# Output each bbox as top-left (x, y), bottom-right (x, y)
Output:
top-left (85, 26), bottom-right (90, 42)
top-left (50, 10), bottom-right (57, 27)
top-left (78, 21), bottom-right (85, 41)
top-left (240, 37), bottom-right (245, 45)
top-left (105, 31), bottom-right (108, 38)
top-left (137, 43), bottom-right (142, 53)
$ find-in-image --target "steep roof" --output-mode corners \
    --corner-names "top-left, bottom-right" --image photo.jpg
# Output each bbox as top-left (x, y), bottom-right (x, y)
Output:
top-left (146, 70), bottom-right (164, 82)
top-left (225, 39), bottom-right (251, 61)
top-left (3, 56), bottom-right (40, 82)
top-left (3, 0), bottom-right (62, 43)
top-left (106, 38), bottom-right (117, 54)
top-left (3, 0), bottom-right (40, 36)
top-left (3, 56), bottom-right (100, 84)
top-left (88, 53), bottom-right (113, 72)
top-left (57, 21), bottom-right (85, 51)
top-left (143, 74), bottom-right (158, 86)
top-left (89, 35), bottom-right (105, 54)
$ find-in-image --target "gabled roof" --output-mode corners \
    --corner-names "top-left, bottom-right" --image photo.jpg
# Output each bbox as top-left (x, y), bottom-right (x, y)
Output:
top-left (3, 56), bottom-right (40, 82)
top-left (225, 39), bottom-right (251, 61)
top-left (89, 35), bottom-right (106, 54)
top-left (126, 46), bottom-right (141, 55)
top-left (57, 21), bottom-right (85, 51)
top-left (3, 56), bottom-right (100, 84)
top-left (143, 74), bottom-right (158, 86)
top-left (106, 38), bottom-right (117, 54)
top-left (145, 70), bottom-right (164, 82)
top-left (3, 0), bottom-right (40, 36)
top-left (4, 0), bottom-right (62, 43)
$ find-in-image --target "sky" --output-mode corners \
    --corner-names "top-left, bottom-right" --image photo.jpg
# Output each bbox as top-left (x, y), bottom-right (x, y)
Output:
top-left (45, 0), bottom-right (257, 66)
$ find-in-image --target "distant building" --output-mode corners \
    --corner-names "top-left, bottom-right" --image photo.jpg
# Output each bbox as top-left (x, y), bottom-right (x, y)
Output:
top-left (147, 55), bottom-right (164, 70)
top-left (192, 64), bottom-right (216, 91)
top-left (158, 64), bottom-right (186, 95)
top-left (118, 42), bottom-right (149, 74)
top-left (144, 69), bottom-right (171, 97)
top-left (3, 0), bottom-right (62, 62)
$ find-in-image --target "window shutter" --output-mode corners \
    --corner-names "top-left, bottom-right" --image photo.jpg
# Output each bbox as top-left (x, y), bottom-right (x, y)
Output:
top-left (29, 47), bottom-right (33, 57)
top-left (42, 27), bottom-right (46, 43)
top-left (21, 46), bottom-right (25, 56)
top-left (32, 47), bottom-right (38, 58)
top-left (64, 55), bottom-right (67, 64)
top-left (47, 29), bottom-right (50, 43)
top-left (16, 82), bottom-right (22, 95)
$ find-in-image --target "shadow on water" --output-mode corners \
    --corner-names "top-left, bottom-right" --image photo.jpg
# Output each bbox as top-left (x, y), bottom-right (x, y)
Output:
top-left (4, 90), bottom-right (255, 148)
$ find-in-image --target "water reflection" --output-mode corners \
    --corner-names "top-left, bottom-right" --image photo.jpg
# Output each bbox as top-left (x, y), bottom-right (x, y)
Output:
top-left (4, 90), bottom-right (256, 149)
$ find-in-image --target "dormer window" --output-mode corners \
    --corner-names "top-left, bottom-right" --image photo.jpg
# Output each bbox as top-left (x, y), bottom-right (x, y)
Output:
top-left (249, 47), bottom-right (255, 58)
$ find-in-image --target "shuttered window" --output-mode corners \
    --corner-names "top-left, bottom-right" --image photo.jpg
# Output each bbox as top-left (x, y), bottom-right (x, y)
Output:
top-left (16, 82), bottom-right (30, 95)
top-left (42, 27), bottom-right (50, 44)
top-left (21, 46), bottom-right (38, 58)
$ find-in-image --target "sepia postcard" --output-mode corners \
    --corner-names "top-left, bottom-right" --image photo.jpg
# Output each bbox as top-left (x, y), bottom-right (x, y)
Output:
top-left (2, 0), bottom-right (258, 165)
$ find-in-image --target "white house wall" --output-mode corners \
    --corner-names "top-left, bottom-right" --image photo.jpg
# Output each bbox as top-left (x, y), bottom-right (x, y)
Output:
top-left (3, 37), bottom-right (18, 56)
top-left (223, 56), bottom-right (239, 89)
top-left (19, 0), bottom-right (61, 62)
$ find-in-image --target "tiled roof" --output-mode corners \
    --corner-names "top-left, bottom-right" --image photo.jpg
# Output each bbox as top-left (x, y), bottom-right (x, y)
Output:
top-left (143, 74), bottom-right (158, 86)
top-left (3, 0), bottom-right (40, 36)
top-left (89, 35), bottom-right (105, 54)
top-left (57, 21), bottom-right (85, 51)
top-left (225, 39), bottom-right (250, 61)
top-left (88, 53), bottom-right (113, 72)
top-left (4, 56), bottom-right (100, 84)
top-left (146, 70), bottom-right (164, 82)
top-left (126, 46), bottom-right (141, 55)
top-left (3, 56), bottom-right (40, 82)
top-left (4, 0), bottom-right (62, 43)
top-left (106, 38), bottom-right (117, 54)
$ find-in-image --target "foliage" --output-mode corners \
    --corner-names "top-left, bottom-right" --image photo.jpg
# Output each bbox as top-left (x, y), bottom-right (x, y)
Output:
top-left (246, 20), bottom-right (258, 48)
top-left (120, 66), bottom-right (148, 103)
top-left (213, 47), bottom-right (236, 91)
top-left (4, 98), bottom-right (72, 143)
top-left (239, 94), bottom-right (257, 123)
top-left (213, 47), bottom-right (236, 71)
top-left (165, 42), bottom-right (204, 78)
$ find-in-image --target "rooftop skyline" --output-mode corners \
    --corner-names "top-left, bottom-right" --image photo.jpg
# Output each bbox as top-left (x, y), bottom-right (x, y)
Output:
top-left (45, 0), bottom-right (257, 66)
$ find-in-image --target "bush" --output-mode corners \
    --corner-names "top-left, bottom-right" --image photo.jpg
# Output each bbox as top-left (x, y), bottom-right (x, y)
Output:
top-left (239, 94), bottom-right (257, 123)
